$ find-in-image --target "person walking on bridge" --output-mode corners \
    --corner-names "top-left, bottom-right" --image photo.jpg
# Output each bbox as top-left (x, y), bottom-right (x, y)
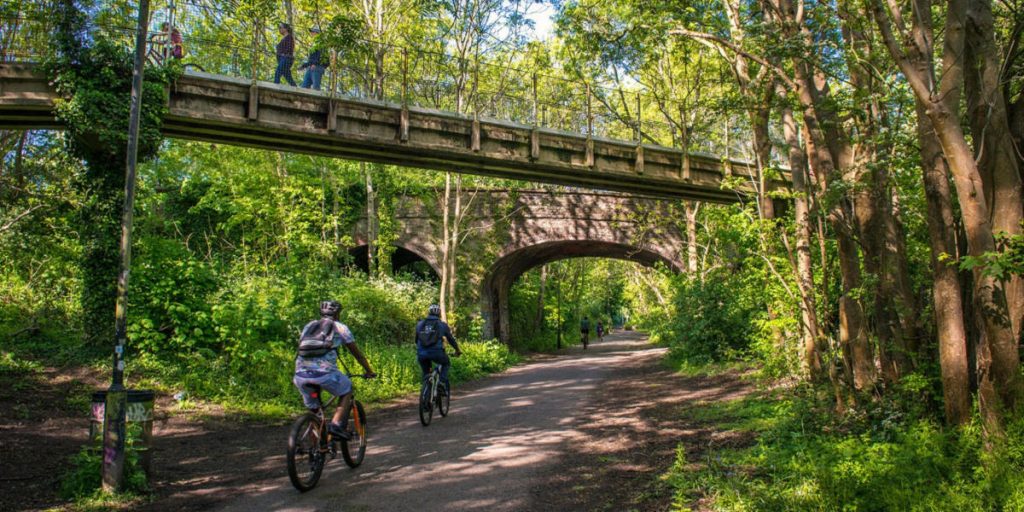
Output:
top-left (415, 305), bottom-right (461, 397)
top-left (274, 23), bottom-right (297, 87)
top-left (299, 27), bottom-right (327, 90)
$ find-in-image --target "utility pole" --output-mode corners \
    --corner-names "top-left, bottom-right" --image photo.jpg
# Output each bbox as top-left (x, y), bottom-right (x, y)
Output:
top-left (102, 0), bottom-right (149, 492)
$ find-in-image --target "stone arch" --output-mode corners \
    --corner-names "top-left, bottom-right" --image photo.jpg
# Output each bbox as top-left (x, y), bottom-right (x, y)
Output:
top-left (480, 239), bottom-right (683, 342)
top-left (349, 243), bottom-right (441, 280)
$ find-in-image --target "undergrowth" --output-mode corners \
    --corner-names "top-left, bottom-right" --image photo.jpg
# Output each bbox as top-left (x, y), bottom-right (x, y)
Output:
top-left (666, 384), bottom-right (1024, 511)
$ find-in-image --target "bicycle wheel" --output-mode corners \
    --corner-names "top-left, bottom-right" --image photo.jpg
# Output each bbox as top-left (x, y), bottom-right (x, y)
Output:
top-left (437, 381), bottom-right (450, 417)
top-left (419, 377), bottom-right (434, 426)
top-left (341, 400), bottom-right (367, 468)
top-left (287, 412), bottom-right (325, 492)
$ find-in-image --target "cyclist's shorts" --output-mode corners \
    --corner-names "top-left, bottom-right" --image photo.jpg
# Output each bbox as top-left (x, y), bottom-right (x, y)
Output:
top-left (293, 371), bottom-right (352, 409)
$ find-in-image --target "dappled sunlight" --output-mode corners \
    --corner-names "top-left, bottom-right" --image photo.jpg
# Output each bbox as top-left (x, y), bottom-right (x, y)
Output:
top-left (210, 332), bottom-right (658, 512)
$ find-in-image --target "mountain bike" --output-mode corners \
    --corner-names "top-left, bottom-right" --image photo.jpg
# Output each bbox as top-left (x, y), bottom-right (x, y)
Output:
top-left (287, 374), bottom-right (369, 492)
top-left (419, 362), bottom-right (450, 426)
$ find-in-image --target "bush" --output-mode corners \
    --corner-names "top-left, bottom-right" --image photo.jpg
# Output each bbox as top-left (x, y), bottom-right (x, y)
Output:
top-left (659, 275), bottom-right (760, 365)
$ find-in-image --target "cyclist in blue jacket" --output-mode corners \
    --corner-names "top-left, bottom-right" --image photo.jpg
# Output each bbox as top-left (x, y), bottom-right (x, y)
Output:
top-left (415, 304), bottom-right (462, 396)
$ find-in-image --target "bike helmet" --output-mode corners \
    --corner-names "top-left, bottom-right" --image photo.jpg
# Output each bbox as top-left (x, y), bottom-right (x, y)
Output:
top-left (320, 300), bottom-right (341, 317)
top-left (428, 304), bottom-right (441, 316)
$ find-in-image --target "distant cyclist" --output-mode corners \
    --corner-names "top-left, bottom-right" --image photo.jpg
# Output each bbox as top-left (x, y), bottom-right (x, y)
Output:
top-left (415, 304), bottom-right (461, 396)
top-left (596, 321), bottom-right (605, 341)
top-left (580, 316), bottom-right (590, 349)
top-left (293, 300), bottom-right (375, 440)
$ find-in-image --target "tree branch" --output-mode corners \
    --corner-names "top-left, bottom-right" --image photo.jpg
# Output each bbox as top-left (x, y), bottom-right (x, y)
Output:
top-left (669, 28), bottom-right (799, 91)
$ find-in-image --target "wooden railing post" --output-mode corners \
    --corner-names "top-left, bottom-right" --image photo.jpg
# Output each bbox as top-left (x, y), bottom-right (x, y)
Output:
top-left (400, 48), bottom-right (409, 142)
top-left (530, 72), bottom-right (539, 159)
top-left (585, 82), bottom-right (594, 167)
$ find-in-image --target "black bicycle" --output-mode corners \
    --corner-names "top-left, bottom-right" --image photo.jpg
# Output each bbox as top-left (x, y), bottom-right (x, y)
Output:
top-left (287, 373), bottom-right (368, 492)
top-left (419, 362), bottom-right (450, 426)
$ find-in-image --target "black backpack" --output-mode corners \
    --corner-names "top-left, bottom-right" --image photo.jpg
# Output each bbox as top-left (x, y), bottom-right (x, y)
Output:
top-left (416, 318), bottom-right (442, 349)
top-left (297, 318), bottom-right (338, 357)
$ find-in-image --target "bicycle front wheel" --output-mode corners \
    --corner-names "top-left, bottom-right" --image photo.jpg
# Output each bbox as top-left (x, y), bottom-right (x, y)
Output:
top-left (341, 400), bottom-right (367, 467)
top-left (419, 379), bottom-right (434, 426)
top-left (287, 412), bottom-right (325, 492)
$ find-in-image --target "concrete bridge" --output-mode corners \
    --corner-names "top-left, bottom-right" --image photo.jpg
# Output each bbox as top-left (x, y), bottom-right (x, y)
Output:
top-left (0, 63), bottom-right (784, 201)
top-left (350, 190), bottom-right (684, 341)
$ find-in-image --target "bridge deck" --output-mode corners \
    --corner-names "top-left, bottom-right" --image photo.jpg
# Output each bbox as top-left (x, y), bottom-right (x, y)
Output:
top-left (0, 64), bottom-right (784, 201)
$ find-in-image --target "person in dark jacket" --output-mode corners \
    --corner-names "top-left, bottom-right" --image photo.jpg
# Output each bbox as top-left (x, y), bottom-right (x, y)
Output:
top-left (299, 26), bottom-right (327, 90)
top-left (415, 304), bottom-right (461, 396)
top-left (273, 22), bottom-right (296, 86)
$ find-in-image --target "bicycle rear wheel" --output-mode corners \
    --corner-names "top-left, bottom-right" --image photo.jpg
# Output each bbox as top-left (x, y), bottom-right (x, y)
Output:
top-left (287, 412), bottom-right (325, 492)
top-left (341, 400), bottom-right (367, 467)
top-left (419, 378), bottom-right (434, 426)
top-left (438, 381), bottom-right (450, 417)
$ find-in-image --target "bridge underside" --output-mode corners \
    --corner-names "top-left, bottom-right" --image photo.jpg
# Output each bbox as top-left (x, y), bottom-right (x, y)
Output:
top-left (0, 64), bottom-right (788, 202)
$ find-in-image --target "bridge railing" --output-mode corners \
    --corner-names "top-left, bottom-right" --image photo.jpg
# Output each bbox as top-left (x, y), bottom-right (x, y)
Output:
top-left (1, 0), bottom-right (788, 169)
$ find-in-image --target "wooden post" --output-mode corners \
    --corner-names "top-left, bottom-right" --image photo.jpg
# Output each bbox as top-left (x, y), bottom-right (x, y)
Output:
top-left (471, 57), bottom-right (480, 151)
top-left (635, 92), bottom-right (643, 173)
top-left (679, 104), bottom-right (691, 181)
top-left (724, 116), bottom-right (732, 177)
top-left (400, 48), bottom-right (409, 142)
top-left (530, 73), bottom-right (540, 160)
top-left (585, 83), bottom-right (594, 167)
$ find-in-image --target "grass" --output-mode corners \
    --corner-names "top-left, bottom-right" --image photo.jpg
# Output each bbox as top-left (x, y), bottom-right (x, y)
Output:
top-left (664, 383), bottom-right (1024, 512)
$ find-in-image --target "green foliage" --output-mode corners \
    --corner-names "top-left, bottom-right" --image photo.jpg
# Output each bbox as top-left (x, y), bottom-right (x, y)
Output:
top-left (658, 275), bottom-right (760, 365)
top-left (60, 440), bottom-right (147, 503)
top-left (667, 388), bottom-right (1024, 511)
top-left (40, 2), bottom-right (180, 345)
top-left (959, 225), bottom-right (1024, 280)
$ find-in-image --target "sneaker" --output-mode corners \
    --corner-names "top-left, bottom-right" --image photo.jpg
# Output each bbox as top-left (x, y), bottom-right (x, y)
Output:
top-left (328, 422), bottom-right (351, 440)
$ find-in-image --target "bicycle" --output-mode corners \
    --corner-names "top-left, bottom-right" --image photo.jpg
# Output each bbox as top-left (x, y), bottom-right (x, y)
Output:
top-left (419, 361), bottom-right (451, 426)
top-left (581, 330), bottom-right (589, 349)
top-left (286, 373), bottom-right (368, 492)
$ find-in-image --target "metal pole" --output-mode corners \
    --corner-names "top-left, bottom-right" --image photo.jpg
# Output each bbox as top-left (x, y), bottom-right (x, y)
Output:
top-left (103, 0), bottom-right (149, 493)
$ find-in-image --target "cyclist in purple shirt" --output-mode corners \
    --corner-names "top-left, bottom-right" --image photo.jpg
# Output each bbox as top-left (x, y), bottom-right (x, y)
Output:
top-left (293, 300), bottom-right (375, 439)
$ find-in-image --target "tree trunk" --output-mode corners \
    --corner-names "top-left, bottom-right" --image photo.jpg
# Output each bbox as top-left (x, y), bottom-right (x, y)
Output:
top-left (535, 265), bottom-right (547, 331)
top-left (917, 103), bottom-right (972, 424)
top-left (964, 0), bottom-right (1024, 342)
top-left (778, 91), bottom-right (824, 380)
top-left (439, 172), bottom-right (451, 320)
top-left (446, 174), bottom-right (463, 326)
top-left (685, 201), bottom-right (699, 275)
top-left (364, 163), bottom-right (378, 277)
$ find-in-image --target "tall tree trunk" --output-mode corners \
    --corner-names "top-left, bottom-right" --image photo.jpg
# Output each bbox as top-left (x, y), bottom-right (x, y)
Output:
top-left (918, 103), bottom-right (972, 424)
top-left (535, 265), bottom-right (547, 331)
top-left (685, 201), bottom-right (699, 276)
top-left (364, 163), bottom-right (378, 277)
top-left (778, 91), bottom-right (824, 380)
top-left (439, 172), bottom-right (451, 320)
top-left (446, 174), bottom-right (463, 326)
top-left (964, 0), bottom-right (1024, 342)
